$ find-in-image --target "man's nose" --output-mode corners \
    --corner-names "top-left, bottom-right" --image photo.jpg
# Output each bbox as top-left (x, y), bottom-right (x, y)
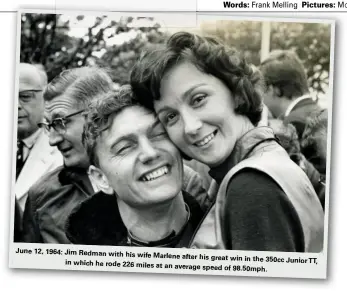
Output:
top-left (182, 110), bottom-right (203, 136)
top-left (48, 129), bottom-right (64, 147)
top-left (138, 139), bottom-right (160, 164)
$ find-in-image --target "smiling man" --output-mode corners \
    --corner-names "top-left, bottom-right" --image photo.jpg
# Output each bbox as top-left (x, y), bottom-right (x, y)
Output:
top-left (22, 68), bottom-right (208, 244)
top-left (65, 85), bottom-right (204, 247)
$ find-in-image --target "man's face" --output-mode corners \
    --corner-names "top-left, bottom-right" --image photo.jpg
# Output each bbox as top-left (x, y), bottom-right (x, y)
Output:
top-left (92, 105), bottom-right (183, 208)
top-left (18, 65), bottom-right (44, 139)
top-left (262, 84), bottom-right (289, 118)
top-left (44, 94), bottom-right (89, 168)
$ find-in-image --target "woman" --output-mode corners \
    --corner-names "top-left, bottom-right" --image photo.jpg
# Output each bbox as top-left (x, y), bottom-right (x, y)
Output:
top-left (130, 32), bottom-right (324, 252)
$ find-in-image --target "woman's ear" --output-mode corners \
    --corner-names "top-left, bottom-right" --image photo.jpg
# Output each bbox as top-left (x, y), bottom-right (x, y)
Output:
top-left (88, 165), bottom-right (114, 195)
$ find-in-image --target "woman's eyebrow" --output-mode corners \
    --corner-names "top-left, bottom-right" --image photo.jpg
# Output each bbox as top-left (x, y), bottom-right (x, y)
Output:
top-left (156, 83), bottom-right (207, 115)
top-left (147, 118), bottom-right (165, 135)
top-left (150, 118), bottom-right (161, 130)
top-left (156, 106), bottom-right (171, 115)
top-left (182, 83), bottom-right (207, 99)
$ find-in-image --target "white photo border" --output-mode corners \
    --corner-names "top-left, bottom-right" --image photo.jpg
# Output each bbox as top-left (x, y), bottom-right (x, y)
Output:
top-left (9, 9), bottom-right (335, 280)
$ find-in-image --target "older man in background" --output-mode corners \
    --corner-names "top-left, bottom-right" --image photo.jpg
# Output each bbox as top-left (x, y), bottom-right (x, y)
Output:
top-left (15, 63), bottom-right (62, 211)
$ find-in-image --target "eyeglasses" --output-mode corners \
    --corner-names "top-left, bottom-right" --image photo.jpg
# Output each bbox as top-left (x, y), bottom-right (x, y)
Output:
top-left (19, 90), bottom-right (43, 103)
top-left (38, 109), bottom-right (85, 135)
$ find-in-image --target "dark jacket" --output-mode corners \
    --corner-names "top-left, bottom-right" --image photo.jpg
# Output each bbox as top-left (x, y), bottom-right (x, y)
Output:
top-left (14, 198), bottom-right (23, 242)
top-left (65, 191), bottom-right (203, 247)
top-left (22, 165), bottom-right (209, 244)
top-left (22, 166), bottom-right (95, 244)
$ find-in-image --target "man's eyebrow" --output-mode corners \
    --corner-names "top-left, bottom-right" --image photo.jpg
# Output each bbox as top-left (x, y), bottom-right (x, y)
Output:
top-left (110, 133), bottom-right (136, 151)
top-left (110, 117), bottom-right (160, 150)
top-left (19, 89), bottom-right (42, 93)
top-left (51, 112), bottom-right (65, 120)
top-left (157, 83), bottom-right (207, 115)
top-left (43, 111), bottom-right (65, 121)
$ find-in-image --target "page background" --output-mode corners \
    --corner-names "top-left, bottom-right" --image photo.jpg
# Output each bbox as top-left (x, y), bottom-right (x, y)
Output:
top-left (1, 1), bottom-right (345, 289)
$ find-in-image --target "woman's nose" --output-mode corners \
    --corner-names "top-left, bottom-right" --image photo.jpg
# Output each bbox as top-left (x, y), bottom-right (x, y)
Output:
top-left (182, 110), bottom-right (203, 136)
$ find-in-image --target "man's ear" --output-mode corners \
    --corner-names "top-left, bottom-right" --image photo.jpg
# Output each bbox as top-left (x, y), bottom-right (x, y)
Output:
top-left (88, 165), bottom-right (114, 195)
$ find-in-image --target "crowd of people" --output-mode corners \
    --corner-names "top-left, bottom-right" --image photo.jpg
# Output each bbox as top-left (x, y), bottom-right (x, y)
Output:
top-left (14, 31), bottom-right (328, 252)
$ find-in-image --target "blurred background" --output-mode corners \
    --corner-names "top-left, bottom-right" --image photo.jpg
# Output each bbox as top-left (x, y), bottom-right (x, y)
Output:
top-left (20, 13), bottom-right (332, 106)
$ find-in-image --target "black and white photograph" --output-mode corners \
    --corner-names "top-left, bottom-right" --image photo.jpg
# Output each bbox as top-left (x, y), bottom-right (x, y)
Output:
top-left (9, 10), bottom-right (334, 279)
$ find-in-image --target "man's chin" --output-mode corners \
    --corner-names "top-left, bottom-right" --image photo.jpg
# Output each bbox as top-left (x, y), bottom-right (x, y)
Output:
top-left (63, 158), bottom-right (77, 168)
top-left (63, 158), bottom-right (89, 170)
top-left (17, 127), bottom-right (36, 140)
top-left (142, 185), bottom-right (181, 200)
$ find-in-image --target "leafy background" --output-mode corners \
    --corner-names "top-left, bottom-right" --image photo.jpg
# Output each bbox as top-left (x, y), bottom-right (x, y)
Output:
top-left (20, 14), bottom-right (331, 104)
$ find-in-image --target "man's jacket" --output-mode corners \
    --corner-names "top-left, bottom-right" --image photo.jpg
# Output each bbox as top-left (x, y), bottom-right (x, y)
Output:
top-left (21, 165), bottom-right (209, 244)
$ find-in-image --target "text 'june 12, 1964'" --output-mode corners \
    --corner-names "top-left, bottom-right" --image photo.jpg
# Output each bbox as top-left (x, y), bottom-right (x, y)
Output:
top-left (14, 247), bottom-right (320, 277)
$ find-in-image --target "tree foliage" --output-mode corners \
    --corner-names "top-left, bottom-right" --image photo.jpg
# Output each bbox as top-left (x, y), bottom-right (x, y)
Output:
top-left (20, 13), bottom-right (166, 84)
top-left (200, 20), bottom-right (331, 97)
top-left (21, 14), bottom-right (331, 97)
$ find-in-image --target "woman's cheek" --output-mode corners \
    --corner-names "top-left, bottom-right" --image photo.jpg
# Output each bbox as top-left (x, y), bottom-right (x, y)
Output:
top-left (167, 126), bottom-right (183, 147)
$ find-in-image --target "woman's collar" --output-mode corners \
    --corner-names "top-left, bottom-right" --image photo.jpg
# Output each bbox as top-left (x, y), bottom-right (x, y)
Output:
top-left (209, 126), bottom-right (276, 184)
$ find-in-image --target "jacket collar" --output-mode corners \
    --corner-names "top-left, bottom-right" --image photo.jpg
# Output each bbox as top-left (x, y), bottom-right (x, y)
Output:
top-left (127, 203), bottom-right (191, 247)
top-left (58, 166), bottom-right (95, 195)
top-left (209, 126), bottom-right (277, 185)
top-left (284, 94), bottom-right (317, 117)
top-left (65, 192), bottom-right (127, 245)
top-left (20, 128), bottom-right (42, 149)
top-left (65, 191), bottom-right (203, 246)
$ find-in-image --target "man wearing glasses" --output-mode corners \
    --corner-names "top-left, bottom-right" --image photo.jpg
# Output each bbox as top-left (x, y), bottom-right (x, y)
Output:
top-left (21, 67), bottom-right (114, 243)
top-left (15, 63), bottom-right (62, 212)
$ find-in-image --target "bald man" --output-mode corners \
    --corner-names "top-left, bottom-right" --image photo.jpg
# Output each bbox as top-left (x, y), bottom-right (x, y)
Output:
top-left (15, 63), bottom-right (62, 211)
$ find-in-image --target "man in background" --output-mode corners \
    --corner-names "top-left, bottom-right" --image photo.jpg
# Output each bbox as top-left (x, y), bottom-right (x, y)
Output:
top-left (260, 51), bottom-right (327, 209)
top-left (259, 50), bottom-right (323, 139)
top-left (16, 63), bottom-right (62, 211)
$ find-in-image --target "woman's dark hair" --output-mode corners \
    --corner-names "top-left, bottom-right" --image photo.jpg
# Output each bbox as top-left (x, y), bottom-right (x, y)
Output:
top-left (130, 31), bottom-right (264, 125)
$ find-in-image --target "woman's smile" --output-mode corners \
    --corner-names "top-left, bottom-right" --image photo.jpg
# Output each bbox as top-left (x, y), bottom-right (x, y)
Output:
top-left (156, 61), bottom-right (253, 167)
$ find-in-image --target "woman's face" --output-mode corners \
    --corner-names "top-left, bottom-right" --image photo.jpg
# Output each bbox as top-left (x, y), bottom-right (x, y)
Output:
top-left (155, 61), bottom-right (253, 168)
